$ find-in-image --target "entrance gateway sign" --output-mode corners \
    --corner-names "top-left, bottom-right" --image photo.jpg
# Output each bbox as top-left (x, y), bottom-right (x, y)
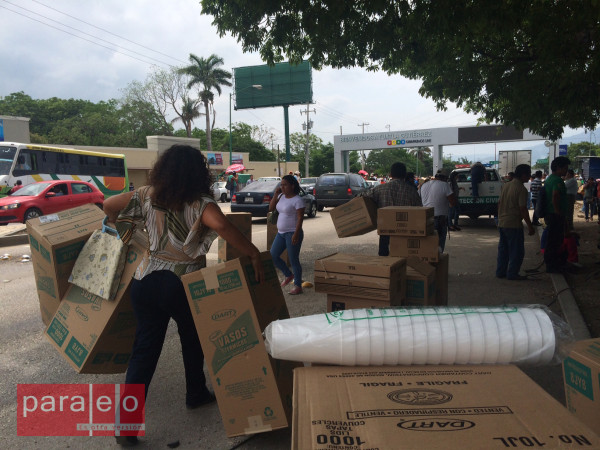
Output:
top-left (333, 125), bottom-right (546, 175)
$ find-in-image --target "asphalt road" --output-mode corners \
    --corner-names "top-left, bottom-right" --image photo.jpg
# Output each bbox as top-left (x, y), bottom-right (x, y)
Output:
top-left (0, 205), bottom-right (574, 449)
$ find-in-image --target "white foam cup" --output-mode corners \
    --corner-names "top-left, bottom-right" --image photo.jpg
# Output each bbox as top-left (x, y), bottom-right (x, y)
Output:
top-left (410, 308), bottom-right (428, 364)
top-left (493, 310), bottom-right (515, 363)
top-left (368, 308), bottom-right (385, 365)
top-left (437, 307), bottom-right (458, 364)
top-left (396, 308), bottom-right (415, 365)
top-left (451, 307), bottom-right (471, 364)
top-left (507, 307), bottom-right (529, 364)
top-left (352, 308), bottom-right (371, 366)
top-left (480, 308), bottom-right (500, 363)
top-left (382, 308), bottom-right (400, 365)
top-left (424, 308), bottom-right (443, 364)
top-left (340, 309), bottom-right (357, 365)
top-left (532, 308), bottom-right (556, 365)
top-left (465, 309), bottom-right (485, 363)
top-left (520, 308), bottom-right (543, 366)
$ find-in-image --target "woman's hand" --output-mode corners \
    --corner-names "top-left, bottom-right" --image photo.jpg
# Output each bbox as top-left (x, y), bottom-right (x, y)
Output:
top-left (274, 186), bottom-right (282, 196)
top-left (249, 250), bottom-right (265, 283)
top-left (292, 230), bottom-right (300, 245)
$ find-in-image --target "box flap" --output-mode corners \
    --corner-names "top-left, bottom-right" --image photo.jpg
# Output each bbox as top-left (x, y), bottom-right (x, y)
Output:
top-left (406, 256), bottom-right (435, 276)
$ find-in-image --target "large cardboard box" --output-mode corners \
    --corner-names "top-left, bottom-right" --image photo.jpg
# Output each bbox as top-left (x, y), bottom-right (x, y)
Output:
top-left (377, 206), bottom-right (434, 236)
top-left (563, 338), bottom-right (600, 434)
top-left (404, 257), bottom-right (436, 305)
top-left (314, 253), bottom-right (406, 301)
top-left (218, 212), bottom-right (252, 263)
top-left (389, 232), bottom-right (440, 262)
top-left (293, 365), bottom-right (600, 450)
top-left (326, 294), bottom-right (396, 312)
top-left (181, 253), bottom-right (299, 438)
top-left (432, 252), bottom-right (449, 305)
top-left (44, 233), bottom-right (144, 374)
top-left (329, 196), bottom-right (378, 237)
top-left (27, 204), bottom-right (106, 325)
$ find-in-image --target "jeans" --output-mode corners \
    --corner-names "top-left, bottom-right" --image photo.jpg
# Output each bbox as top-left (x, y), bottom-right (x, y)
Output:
top-left (531, 199), bottom-right (539, 223)
top-left (271, 230), bottom-right (303, 287)
top-left (566, 194), bottom-right (575, 230)
top-left (434, 215), bottom-right (448, 252)
top-left (544, 213), bottom-right (567, 272)
top-left (378, 235), bottom-right (390, 256)
top-left (584, 198), bottom-right (596, 220)
top-left (496, 227), bottom-right (525, 279)
top-left (125, 270), bottom-right (207, 402)
top-left (448, 204), bottom-right (460, 227)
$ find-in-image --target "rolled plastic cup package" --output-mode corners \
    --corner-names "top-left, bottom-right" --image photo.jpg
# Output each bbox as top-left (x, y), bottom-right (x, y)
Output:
top-left (263, 305), bottom-right (574, 367)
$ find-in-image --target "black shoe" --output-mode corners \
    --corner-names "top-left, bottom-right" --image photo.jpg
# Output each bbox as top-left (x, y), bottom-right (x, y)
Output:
top-left (186, 391), bottom-right (216, 409)
top-left (115, 436), bottom-right (139, 447)
top-left (507, 275), bottom-right (528, 280)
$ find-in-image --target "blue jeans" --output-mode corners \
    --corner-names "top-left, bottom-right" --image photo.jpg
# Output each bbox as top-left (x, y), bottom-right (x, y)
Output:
top-left (434, 216), bottom-right (448, 252)
top-left (125, 270), bottom-right (208, 402)
top-left (496, 227), bottom-right (525, 278)
top-left (448, 204), bottom-right (460, 227)
top-left (271, 230), bottom-right (303, 287)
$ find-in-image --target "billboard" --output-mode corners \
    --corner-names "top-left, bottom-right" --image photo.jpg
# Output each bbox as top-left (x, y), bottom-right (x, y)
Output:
top-left (233, 61), bottom-right (313, 109)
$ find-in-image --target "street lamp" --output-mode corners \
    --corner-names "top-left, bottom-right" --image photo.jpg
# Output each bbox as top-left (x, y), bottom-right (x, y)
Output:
top-left (229, 84), bottom-right (262, 165)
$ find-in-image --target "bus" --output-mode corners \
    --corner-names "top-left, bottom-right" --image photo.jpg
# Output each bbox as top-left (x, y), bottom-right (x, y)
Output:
top-left (0, 143), bottom-right (129, 198)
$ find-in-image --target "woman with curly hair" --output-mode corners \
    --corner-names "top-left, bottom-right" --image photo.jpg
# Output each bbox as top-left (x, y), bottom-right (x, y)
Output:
top-left (104, 144), bottom-right (263, 446)
top-left (269, 174), bottom-right (305, 295)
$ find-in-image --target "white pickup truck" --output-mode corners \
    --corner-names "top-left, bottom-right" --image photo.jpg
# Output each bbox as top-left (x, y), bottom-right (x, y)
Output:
top-left (451, 167), bottom-right (504, 220)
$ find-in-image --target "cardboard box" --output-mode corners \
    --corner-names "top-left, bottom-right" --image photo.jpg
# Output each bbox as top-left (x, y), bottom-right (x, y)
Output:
top-left (292, 365), bottom-right (600, 450)
top-left (563, 338), bottom-right (600, 434)
top-left (314, 253), bottom-right (406, 301)
top-left (377, 206), bottom-right (434, 236)
top-left (218, 212), bottom-right (252, 263)
top-left (44, 233), bottom-right (144, 374)
top-left (181, 253), bottom-right (300, 438)
top-left (329, 196), bottom-right (378, 237)
top-left (27, 204), bottom-right (106, 325)
top-left (404, 257), bottom-right (436, 305)
top-left (432, 252), bottom-right (449, 305)
top-left (389, 232), bottom-right (440, 262)
top-left (326, 294), bottom-right (396, 312)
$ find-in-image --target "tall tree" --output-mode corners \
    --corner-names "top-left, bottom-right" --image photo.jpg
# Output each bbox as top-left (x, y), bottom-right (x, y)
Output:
top-left (171, 96), bottom-right (203, 137)
top-left (179, 54), bottom-right (232, 152)
top-left (202, 0), bottom-right (600, 140)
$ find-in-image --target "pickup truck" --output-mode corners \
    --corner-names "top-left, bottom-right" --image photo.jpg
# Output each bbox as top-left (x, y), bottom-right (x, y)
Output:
top-left (451, 167), bottom-right (504, 220)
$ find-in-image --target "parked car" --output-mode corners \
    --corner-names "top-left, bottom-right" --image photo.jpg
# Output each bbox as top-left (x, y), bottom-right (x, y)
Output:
top-left (450, 167), bottom-right (504, 220)
top-left (231, 180), bottom-right (318, 218)
top-left (211, 181), bottom-right (230, 203)
top-left (257, 177), bottom-right (281, 182)
top-left (0, 180), bottom-right (104, 224)
top-left (313, 173), bottom-right (369, 211)
top-left (299, 177), bottom-right (318, 193)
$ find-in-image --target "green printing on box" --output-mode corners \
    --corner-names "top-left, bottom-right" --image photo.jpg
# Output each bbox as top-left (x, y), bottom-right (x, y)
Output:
top-left (65, 336), bottom-right (89, 368)
top-left (92, 353), bottom-right (114, 364)
top-left (189, 279), bottom-right (215, 303)
top-left (37, 275), bottom-right (56, 298)
top-left (40, 245), bottom-right (51, 263)
top-left (564, 357), bottom-right (594, 401)
top-left (47, 318), bottom-right (69, 347)
top-left (210, 310), bottom-right (259, 375)
top-left (64, 286), bottom-right (103, 310)
top-left (114, 353), bottom-right (131, 365)
top-left (245, 260), bottom-right (277, 285)
top-left (55, 241), bottom-right (86, 264)
top-left (407, 279), bottom-right (425, 299)
top-left (217, 270), bottom-right (243, 292)
top-left (29, 235), bottom-right (39, 251)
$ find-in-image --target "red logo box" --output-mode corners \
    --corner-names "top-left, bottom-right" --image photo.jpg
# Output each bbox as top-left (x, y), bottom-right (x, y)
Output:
top-left (17, 384), bottom-right (145, 436)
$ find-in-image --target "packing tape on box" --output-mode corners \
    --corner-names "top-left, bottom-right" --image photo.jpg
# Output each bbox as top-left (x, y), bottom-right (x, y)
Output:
top-left (263, 305), bottom-right (574, 367)
top-left (203, 266), bottom-right (220, 291)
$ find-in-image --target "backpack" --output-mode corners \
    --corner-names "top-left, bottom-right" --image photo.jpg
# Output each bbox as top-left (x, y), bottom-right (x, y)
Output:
top-left (534, 184), bottom-right (547, 219)
top-left (225, 176), bottom-right (233, 191)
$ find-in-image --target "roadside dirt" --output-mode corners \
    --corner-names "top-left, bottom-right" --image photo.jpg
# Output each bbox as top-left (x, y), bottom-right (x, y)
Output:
top-left (563, 200), bottom-right (600, 338)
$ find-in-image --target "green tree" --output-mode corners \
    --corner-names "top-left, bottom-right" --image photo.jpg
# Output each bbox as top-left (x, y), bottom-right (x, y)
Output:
top-left (202, 0), bottom-right (600, 140)
top-left (567, 142), bottom-right (600, 161)
top-left (179, 53), bottom-right (232, 151)
top-left (366, 148), bottom-right (413, 176)
top-left (171, 96), bottom-right (203, 137)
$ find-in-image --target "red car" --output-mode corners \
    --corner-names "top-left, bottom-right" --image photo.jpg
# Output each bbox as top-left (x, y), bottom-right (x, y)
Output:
top-left (0, 180), bottom-right (104, 224)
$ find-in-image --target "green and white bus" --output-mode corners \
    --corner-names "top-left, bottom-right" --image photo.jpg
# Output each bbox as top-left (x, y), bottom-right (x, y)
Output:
top-left (0, 142), bottom-right (129, 198)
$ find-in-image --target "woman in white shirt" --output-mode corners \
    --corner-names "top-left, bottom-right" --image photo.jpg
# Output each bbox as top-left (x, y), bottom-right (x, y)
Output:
top-left (269, 175), bottom-right (305, 295)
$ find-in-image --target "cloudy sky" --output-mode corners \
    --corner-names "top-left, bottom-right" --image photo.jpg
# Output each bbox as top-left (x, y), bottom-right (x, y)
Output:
top-left (0, 0), bottom-right (585, 162)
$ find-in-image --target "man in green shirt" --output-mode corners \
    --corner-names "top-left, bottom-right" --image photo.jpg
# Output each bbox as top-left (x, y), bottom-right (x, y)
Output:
top-left (496, 164), bottom-right (535, 280)
top-left (544, 156), bottom-right (570, 273)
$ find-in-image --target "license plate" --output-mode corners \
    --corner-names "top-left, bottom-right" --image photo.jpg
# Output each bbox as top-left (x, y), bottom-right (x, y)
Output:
top-left (244, 197), bottom-right (254, 203)
top-left (327, 190), bottom-right (335, 194)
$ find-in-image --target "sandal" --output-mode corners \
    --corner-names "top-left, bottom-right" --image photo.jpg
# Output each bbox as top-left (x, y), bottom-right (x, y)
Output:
top-left (289, 286), bottom-right (303, 295)
top-left (280, 275), bottom-right (294, 287)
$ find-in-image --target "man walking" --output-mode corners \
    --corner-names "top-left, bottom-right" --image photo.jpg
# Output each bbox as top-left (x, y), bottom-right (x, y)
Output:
top-left (496, 164), bottom-right (535, 280)
top-left (362, 162), bottom-right (422, 256)
top-left (419, 168), bottom-right (456, 252)
top-left (530, 170), bottom-right (543, 226)
top-left (544, 156), bottom-right (571, 273)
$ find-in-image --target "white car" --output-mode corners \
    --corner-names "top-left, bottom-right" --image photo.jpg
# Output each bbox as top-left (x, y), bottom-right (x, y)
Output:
top-left (211, 181), bottom-right (230, 202)
top-left (257, 176), bottom-right (282, 182)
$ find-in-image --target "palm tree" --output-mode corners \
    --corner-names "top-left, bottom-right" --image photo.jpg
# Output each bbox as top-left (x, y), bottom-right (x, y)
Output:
top-left (407, 147), bottom-right (432, 176)
top-left (171, 95), bottom-right (203, 137)
top-left (179, 54), bottom-right (232, 151)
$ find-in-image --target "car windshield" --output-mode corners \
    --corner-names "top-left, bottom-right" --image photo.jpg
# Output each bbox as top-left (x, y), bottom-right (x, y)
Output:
top-left (0, 146), bottom-right (17, 176)
top-left (301, 178), bottom-right (317, 184)
top-left (13, 182), bottom-right (51, 196)
top-left (216, 181), bottom-right (226, 188)
top-left (319, 175), bottom-right (346, 186)
top-left (239, 180), bottom-right (279, 193)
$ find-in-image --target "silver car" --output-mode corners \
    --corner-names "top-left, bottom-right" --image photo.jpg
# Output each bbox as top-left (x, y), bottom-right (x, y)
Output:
top-left (211, 181), bottom-right (230, 203)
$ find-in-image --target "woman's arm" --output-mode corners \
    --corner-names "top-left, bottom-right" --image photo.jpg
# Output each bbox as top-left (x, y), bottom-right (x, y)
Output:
top-left (103, 191), bottom-right (135, 223)
top-left (268, 187), bottom-right (282, 213)
top-left (292, 206), bottom-right (305, 245)
top-left (200, 202), bottom-right (264, 282)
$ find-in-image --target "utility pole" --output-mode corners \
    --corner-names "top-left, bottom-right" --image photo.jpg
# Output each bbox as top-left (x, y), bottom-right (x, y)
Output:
top-left (357, 122), bottom-right (369, 170)
top-left (301, 104), bottom-right (316, 177)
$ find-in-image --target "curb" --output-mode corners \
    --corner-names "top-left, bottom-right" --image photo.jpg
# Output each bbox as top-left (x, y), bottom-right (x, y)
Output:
top-left (0, 233), bottom-right (29, 247)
